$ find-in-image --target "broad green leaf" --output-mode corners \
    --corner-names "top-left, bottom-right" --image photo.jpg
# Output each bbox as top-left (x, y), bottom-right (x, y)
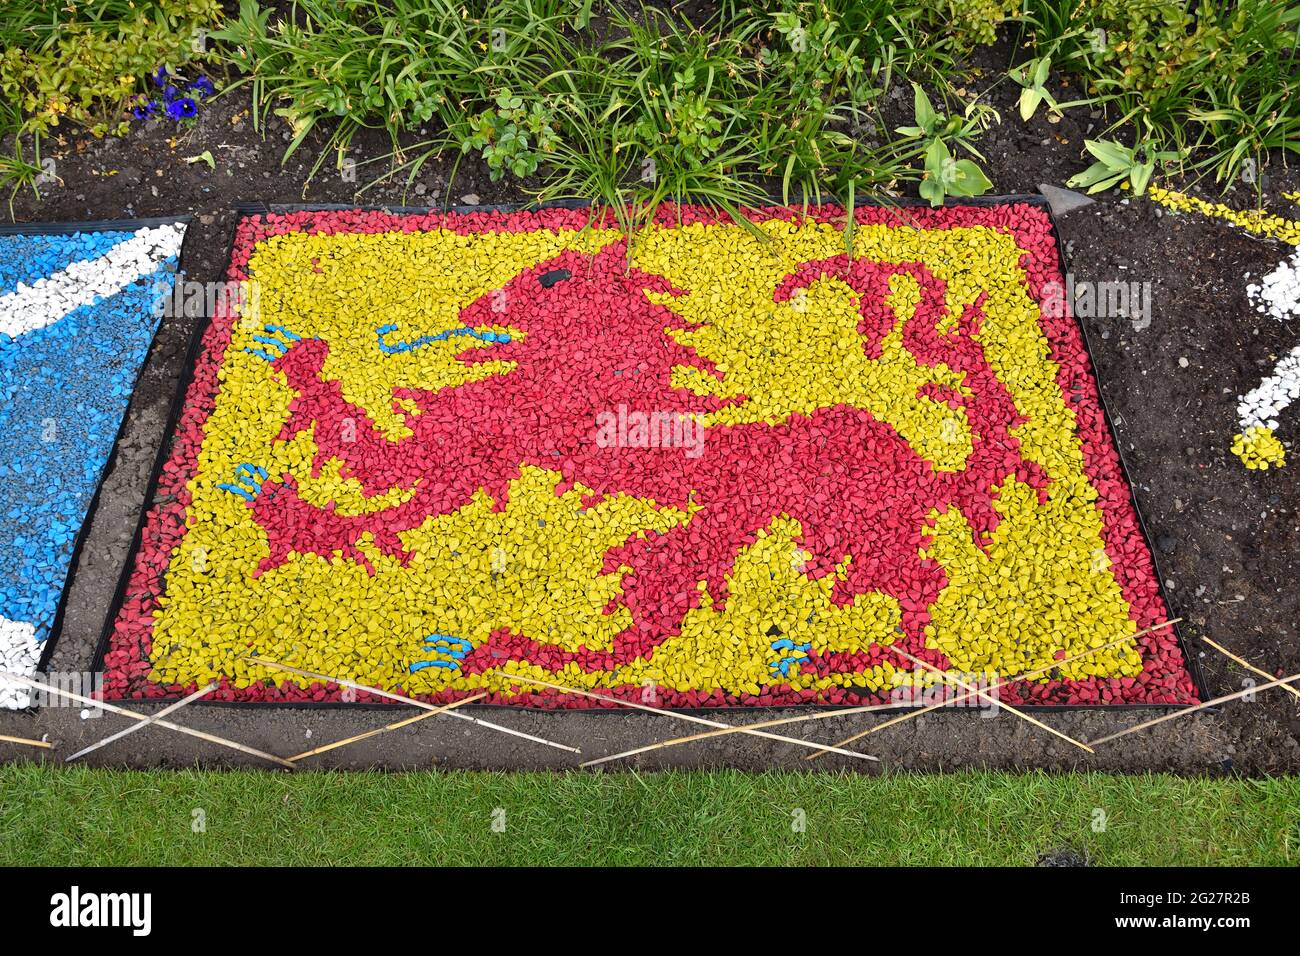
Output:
top-left (1129, 160), bottom-right (1154, 195)
top-left (1033, 56), bottom-right (1051, 86)
top-left (1067, 160), bottom-right (1121, 189)
top-left (924, 137), bottom-right (951, 178)
top-left (952, 159), bottom-right (993, 196)
top-left (1081, 171), bottom-right (1127, 194)
top-left (912, 82), bottom-right (937, 133)
top-left (1082, 138), bottom-right (1133, 170)
top-left (1020, 88), bottom-right (1042, 122)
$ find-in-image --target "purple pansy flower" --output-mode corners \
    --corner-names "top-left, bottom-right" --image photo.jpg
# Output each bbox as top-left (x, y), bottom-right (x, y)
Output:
top-left (165, 97), bottom-right (199, 120)
top-left (189, 76), bottom-right (216, 100)
top-left (131, 97), bottom-right (159, 120)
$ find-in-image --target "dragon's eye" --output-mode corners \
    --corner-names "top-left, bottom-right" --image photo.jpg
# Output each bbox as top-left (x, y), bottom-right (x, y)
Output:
top-left (538, 268), bottom-right (571, 289)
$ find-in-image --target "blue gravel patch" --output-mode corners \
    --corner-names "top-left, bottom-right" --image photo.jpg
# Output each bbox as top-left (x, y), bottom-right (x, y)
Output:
top-left (0, 229), bottom-right (182, 649)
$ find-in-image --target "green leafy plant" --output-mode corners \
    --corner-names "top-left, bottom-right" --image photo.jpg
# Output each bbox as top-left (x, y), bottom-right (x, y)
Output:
top-left (749, 1), bottom-right (892, 204)
top-left (766, 8), bottom-right (867, 94)
top-left (1009, 55), bottom-right (1058, 122)
top-left (0, 94), bottom-right (40, 205)
top-left (897, 84), bottom-right (995, 205)
top-left (0, 0), bottom-right (221, 208)
top-left (917, 0), bottom-right (1021, 55)
top-left (183, 149), bottom-right (215, 169)
top-left (212, 0), bottom-right (570, 181)
top-left (628, 64), bottom-right (727, 169)
top-left (919, 138), bottom-right (993, 204)
top-left (464, 91), bottom-right (560, 181)
top-left (571, 5), bottom-right (765, 231)
top-left (1066, 138), bottom-right (1181, 195)
top-left (0, 0), bottom-right (222, 139)
top-left (210, 0), bottom-right (1006, 219)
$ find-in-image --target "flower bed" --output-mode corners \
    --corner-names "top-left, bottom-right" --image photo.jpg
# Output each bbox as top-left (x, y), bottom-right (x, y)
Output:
top-left (100, 202), bottom-right (1199, 708)
top-left (0, 221), bottom-right (186, 707)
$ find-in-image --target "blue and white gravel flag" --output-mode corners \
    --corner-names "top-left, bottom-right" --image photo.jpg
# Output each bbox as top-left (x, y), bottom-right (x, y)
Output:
top-left (0, 221), bottom-right (186, 707)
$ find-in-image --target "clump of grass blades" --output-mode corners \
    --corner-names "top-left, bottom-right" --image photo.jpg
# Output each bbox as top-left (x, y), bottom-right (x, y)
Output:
top-left (518, 2), bottom-right (966, 231)
top-left (524, 6), bottom-right (773, 234)
top-left (215, 0), bottom-right (982, 224)
top-left (214, 0), bottom-right (576, 184)
top-left (1019, 0), bottom-right (1300, 188)
top-left (0, 98), bottom-right (42, 207)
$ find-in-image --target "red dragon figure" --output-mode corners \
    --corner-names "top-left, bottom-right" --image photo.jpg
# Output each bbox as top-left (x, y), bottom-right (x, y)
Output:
top-left (233, 239), bottom-right (1049, 677)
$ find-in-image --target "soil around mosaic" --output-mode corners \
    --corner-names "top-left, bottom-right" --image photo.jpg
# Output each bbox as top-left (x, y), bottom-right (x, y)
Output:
top-left (93, 199), bottom-right (1199, 710)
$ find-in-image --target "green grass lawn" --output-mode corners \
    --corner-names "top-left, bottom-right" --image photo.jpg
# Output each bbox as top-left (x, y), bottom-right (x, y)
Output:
top-left (0, 765), bottom-right (1295, 866)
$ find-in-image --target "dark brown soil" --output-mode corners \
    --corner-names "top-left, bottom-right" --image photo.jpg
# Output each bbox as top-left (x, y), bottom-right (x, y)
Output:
top-left (1, 33), bottom-right (1297, 775)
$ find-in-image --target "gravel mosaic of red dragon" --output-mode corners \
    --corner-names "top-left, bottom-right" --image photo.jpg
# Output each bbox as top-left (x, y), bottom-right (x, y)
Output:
top-left (102, 204), bottom-right (1199, 707)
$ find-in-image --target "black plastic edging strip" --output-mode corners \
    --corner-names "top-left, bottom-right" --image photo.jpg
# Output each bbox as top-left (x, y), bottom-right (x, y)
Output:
top-left (88, 197), bottom-right (1207, 714)
top-left (29, 216), bottom-right (193, 685)
top-left (0, 216), bottom-right (192, 236)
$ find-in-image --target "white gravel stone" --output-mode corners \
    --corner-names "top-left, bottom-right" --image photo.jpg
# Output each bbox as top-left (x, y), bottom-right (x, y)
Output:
top-left (1237, 343), bottom-right (1300, 431)
top-left (1246, 247), bottom-right (1300, 321)
top-left (0, 617), bottom-right (40, 709)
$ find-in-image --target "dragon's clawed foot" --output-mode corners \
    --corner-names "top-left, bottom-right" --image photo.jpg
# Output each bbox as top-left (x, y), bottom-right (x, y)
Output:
top-left (244, 324), bottom-right (302, 362)
top-left (410, 634), bottom-right (474, 673)
top-left (217, 463), bottom-right (268, 503)
top-left (769, 637), bottom-right (812, 680)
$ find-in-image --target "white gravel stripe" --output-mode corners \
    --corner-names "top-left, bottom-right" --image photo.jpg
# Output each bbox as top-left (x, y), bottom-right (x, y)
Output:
top-left (0, 222), bottom-right (185, 338)
top-left (0, 616), bottom-right (39, 710)
top-left (1238, 343), bottom-right (1300, 431)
